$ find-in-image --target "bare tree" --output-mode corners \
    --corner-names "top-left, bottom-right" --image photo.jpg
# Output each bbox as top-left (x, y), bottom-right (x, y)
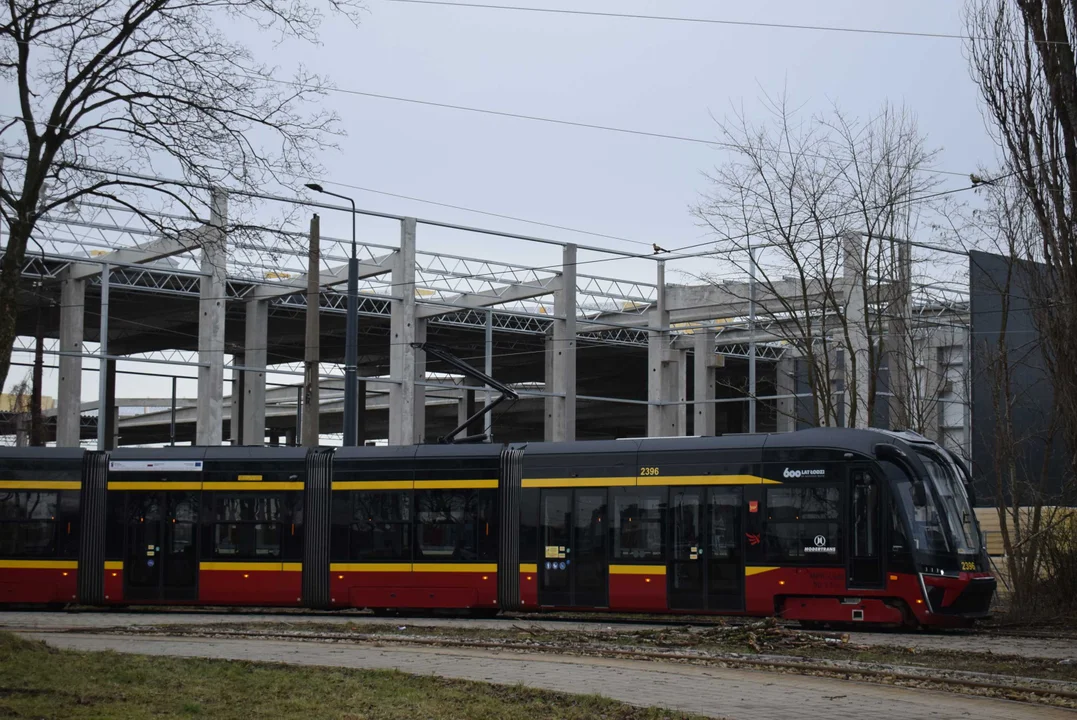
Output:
top-left (970, 178), bottom-right (1076, 615)
top-left (966, 0), bottom-right (1077, 477)
top-left (966, 1), bottom-right (1077, 617)
top-left (0, 0), bottom-right (362, 392)
top-left (694, 96), bottom-right (959, 432)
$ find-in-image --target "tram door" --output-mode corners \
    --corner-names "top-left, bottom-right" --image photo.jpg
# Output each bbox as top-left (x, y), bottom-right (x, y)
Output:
top-left (848, 468), bottom-right (885, 589)
top-left (668, 487), bottom-right (744, 611)
top-left (537, 489), bottom-right (608, 608)
top-left (124, 491), bottom-right (199, 602)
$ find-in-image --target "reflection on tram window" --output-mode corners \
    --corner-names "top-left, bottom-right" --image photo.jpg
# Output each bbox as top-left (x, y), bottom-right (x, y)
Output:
top-left (415, 490), bottom-right (496, 562)
top-left (210, 493), bottom-right (287, 559)
top-left (331, 491), bottom-right (411, 562)
top-left (417, 490), bottom-right (476, 560)
top-left (612, 489), bottom-right (664, 560)
top-left (0, 491), bottom-right (58, 557)
top-left (764, 486), bottom-right (842, 563)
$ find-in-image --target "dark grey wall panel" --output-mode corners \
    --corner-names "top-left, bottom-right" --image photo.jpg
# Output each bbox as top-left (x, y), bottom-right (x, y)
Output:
top-left (969, 250), bottom-right (1066, 506)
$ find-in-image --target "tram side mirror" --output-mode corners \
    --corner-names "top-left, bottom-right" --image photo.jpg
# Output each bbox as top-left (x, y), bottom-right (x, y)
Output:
top-left (873, 443), bottom-right (906, 463)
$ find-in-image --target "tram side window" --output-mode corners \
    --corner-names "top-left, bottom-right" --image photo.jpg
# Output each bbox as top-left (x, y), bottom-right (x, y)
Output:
top-left (764, 486), bottom-right (842, 563)
top-left (57, 491), bottom-right (79, 558)
top-left (612, 489), bottom-right (665, 561)
top-left (211, 494), bottom-right (283, 559)
top-left (415, 490), bottom-right (496, 562)
top-left (105, 492), bottom-right (125, 559)
top-left (349, 491), bottom-right (411, 562)
top-left (282, 493), bottom-right (303, 561)
top-left (0, 491), bottom-right (58, 557)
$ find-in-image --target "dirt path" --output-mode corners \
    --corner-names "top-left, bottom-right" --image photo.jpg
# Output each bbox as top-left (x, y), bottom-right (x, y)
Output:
top-left (25, 632), bottom-right (1075, 720)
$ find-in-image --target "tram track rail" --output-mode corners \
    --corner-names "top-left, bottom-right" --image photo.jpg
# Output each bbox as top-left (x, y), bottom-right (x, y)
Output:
top-left (14, 604), bottom-right (1077, 641)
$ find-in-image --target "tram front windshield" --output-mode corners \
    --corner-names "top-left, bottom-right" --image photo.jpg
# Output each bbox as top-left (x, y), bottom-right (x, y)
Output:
top-left (915, 450), bottom-right (981, 555)
top-left (890, 465), bottom-right (951, 554)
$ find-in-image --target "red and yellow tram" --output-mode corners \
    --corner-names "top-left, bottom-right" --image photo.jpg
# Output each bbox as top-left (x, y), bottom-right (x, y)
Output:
top-left (0, 428), bottom-right (995, 627)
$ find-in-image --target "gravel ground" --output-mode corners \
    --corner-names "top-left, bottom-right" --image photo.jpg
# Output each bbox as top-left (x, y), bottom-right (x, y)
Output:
top-left (2, 610), bottom-right (1073, 660)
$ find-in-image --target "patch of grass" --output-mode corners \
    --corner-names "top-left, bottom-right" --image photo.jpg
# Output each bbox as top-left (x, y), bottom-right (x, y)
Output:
top-left (0, 632), bottom-right (704, 720)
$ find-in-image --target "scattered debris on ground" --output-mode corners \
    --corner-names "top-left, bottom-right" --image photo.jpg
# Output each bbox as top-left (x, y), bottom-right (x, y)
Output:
top-left (74, 617), bottom-right (1077, 710)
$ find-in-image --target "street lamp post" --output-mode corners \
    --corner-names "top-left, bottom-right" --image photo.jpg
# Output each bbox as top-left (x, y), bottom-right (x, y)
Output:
top-left (306, 183), bottom-right (359, 447)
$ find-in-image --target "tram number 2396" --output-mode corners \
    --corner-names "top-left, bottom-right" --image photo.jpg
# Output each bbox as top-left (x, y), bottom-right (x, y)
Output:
top-left (639, 467), bottom-right (661, 477)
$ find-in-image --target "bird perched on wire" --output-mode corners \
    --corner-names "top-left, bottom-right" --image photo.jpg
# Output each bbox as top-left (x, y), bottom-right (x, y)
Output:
top-left (653, 243), bottom-right (669, 255)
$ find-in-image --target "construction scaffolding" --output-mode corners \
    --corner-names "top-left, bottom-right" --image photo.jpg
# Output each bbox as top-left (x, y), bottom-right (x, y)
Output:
top-left (0, 175), bottom-right (971, 453)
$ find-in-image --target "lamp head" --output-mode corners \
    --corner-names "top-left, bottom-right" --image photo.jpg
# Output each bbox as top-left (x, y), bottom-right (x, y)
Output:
top-left (305, 183), bottom-right (324, 193)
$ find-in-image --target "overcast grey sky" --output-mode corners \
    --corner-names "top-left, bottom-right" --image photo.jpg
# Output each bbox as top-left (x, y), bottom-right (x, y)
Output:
top-left (283, 0), bottom-right (990, 261)
top-left (5, 0), bottom-right (1000, 416)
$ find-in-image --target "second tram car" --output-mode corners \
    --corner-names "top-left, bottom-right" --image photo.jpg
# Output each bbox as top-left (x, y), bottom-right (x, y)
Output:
top-left (0, 428), bottom-right (994, 627)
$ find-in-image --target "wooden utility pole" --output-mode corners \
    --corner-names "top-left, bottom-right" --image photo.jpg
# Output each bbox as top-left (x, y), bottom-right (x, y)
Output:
top-left (301, 214), bottom-right (321, 446)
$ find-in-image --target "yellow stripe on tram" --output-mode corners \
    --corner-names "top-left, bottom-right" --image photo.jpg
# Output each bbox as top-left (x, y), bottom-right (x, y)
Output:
top-left (104, 561), bottom-right (124, 571)
top-left (202, 482), bottom-right (304, 491)
top-left (609, 565), bottom-right (666, 576)
top-left (522, 477), bottom-right (637, 488)
top-left (412, 563), bottom-right (497, 574)
top-left (108, 481), bottom-right (202, 491)
top-left (0, 480), bottom-right (81, 490)
top-left (0, 559), bottom-right (78, 570)
top-left (745, 566), bottom-right (780, 577)
top-left (413, 479), bottom-right (498, 489)
top-left (332, 481), bottom-right (413, 491)
top-left (519, 564), bottom-right (538, 574)
top-left (331, 563), bottom-right (412, 573)
top-left (332, 480), bottom-right (498, 490)
top-left (637, 474), bottom-right (778, 487)
top-left (199, 562), bottom-right (291, 572)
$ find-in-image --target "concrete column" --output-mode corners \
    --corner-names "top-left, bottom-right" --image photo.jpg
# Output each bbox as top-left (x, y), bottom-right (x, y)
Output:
top-left (458, 377), bottom-right (481, 436)
top-left (547, 244), bottom-right (577, 442)
top-left (197, 189), bottom-right (228, 446)
top-left (675, 348), bottom-right (688, 436)
top-left (775, 354), bottom-right (796, 433)
top-left (544, 330), bottom-right (556, 442)
top-left (843, 233), bottom-right (871, 429)
top-left (414, 318), bottom-right (427, 443)
top-left (356, 380), bottom-right (367, 446)
top-left (104, 360), bottom-right (117, 450)
top-left (242, 300), bottom-right (267, 446)
top-left (693, 330), bottom-right (716, 437)
top-left (301, 214), bottom-right (321, 447)
top-left (57, 275), bottom-right (85, 447)
top-left (389, 218), bottom-right (424, 445)
top-left (647, 261), bottom-right (679, 436)
top-left (230, 353), bottom-right (243, 445)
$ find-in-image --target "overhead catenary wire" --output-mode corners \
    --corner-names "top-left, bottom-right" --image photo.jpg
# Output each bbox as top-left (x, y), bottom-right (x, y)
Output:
top-left (251, 80), bottom-right (978, 181)
top-left (384, 0), bottom-right (1075, 46)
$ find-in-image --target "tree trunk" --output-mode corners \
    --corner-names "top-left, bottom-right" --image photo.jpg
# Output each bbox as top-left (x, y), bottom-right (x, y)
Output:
top-left (0, 233), bottom-right (25, 394)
